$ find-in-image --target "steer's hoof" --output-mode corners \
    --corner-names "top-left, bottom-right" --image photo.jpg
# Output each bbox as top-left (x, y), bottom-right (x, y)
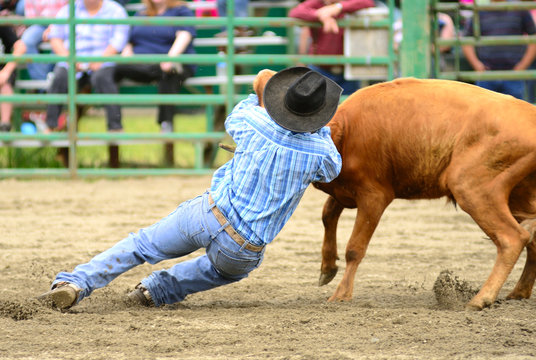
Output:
top-left (318, 267), bottom-right (338, 286)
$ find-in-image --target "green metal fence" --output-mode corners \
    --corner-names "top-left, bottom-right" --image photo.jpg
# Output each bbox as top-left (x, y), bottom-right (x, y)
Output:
top-left (431, 0), bottom-right (536, 82)
top-left (0, 0), bottom-right (397, 178)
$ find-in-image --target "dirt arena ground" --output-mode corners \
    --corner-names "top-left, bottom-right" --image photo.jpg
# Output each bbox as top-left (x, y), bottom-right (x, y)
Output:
top-left (1, 176), bottom-right (536, 359)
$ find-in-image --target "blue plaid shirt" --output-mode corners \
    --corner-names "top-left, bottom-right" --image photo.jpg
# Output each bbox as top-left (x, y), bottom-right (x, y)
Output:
top-left (210, 94), bottom-right (342, 246)
top-left (50, 0), bottom-right (129, 69)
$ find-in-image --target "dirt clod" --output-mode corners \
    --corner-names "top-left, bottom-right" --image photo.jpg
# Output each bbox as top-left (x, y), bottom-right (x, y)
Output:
top-left (433, 269), bottom-right (478, 310)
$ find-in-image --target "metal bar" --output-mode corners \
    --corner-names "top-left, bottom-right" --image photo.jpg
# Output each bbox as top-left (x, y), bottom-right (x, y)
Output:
top-left (438, 70), bottom-right (536, 81)
top-left (436, 1), bottom-right (536, 12)
top-left (401, 0), bottom-right (430, 78)
top-left (0, 168), bottom-right (216, 177)
top-left (437, 35), bottom-right (536, 47)
top-left (74, 94), bottom-right (226, 105)
top-left (0, 16), bottom-right (391, 28)
top-left (67, 0), bottom-right (77, 178)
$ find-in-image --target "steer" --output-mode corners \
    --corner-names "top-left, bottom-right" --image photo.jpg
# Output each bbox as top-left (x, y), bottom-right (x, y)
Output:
top-left (252, 71), bottom-right (536, 310)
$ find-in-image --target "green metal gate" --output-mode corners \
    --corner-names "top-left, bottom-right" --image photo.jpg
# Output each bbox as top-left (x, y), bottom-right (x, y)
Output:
top-left (0, 0), bottom-right (397, 178)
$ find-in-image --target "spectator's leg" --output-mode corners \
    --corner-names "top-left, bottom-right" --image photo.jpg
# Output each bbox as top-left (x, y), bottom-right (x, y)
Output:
top-left (114, 63), bottom-right (160, 84)
top-left (0, 83), bottom-right (13, 130)
top-left (20, 25), bottom-right (51, 81)
top-left (502, 80), bottom-right (525, 101)
top-left (46, 66), bottom-right (68, 129)
top-left (157, 66), bottom-right (194, 126)
top-left (475, 80), bottom-right (501, 94)
top-left (91, 66), bottom-right (122, 131)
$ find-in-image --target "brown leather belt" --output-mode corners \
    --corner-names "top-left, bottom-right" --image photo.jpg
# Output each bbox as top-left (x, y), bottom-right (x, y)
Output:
top-left (208, 194), bottom-right (264, 253)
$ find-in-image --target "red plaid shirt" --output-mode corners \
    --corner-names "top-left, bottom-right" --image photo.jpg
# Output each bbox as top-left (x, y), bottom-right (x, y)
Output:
top-left (24, 0), bottom-right (69, 18)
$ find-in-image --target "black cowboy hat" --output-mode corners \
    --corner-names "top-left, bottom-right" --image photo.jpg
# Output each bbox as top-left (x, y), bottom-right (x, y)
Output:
top-left (263, 66), bottom-right (343, 133)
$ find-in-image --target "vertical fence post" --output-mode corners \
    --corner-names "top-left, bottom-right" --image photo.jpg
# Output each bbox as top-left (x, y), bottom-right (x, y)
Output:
top-left (400, 0), bottom-right (430, 78)
top-left (67, 0), bottom-right (78, 178)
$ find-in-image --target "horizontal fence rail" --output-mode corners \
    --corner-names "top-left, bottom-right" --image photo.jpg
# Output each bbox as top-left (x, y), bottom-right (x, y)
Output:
top-left (431, 0), bottom-right (536, 82)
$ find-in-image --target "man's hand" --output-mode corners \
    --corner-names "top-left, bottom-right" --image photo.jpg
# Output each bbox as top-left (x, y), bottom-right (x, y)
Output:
top-left (316, 3), bottom-right (342, 20)
top-left (316, 3), bottom-right (342, 34)
top-left (42, 26), bottom-right (51, 42)
top-left (160, 62), bottom-right (174, 73)
top-left (321, 16), bottom-right (339, 34)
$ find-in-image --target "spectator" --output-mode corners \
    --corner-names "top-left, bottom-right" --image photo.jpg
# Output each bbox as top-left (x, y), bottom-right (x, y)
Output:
top-left (462, 0), bottom-right (536, 100)
top-left (0, 26), bottom-right (18, 132)
top-left (215, 0), bottom-right (254, 37)
top-left (20, 0), bottom-right (69, 81)
top-left (114, 0), bottom-right (197, 133)
top-left (289, 0), bottom-right (375, 95)
top-left (44, 0), bottom-right (128, 132)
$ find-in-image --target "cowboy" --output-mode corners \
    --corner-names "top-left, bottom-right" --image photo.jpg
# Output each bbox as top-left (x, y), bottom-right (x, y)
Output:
top-left (37, 67), bottom-right (343, 310)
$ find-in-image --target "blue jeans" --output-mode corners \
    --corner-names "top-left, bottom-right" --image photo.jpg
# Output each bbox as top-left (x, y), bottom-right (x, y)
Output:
top-left (217, 0), bottom-right (249, 17)
top-left (308, 65), bottom-right (360, 96)
top-left (53, 192), bottom-right (265, 307)
top-left (476, 79), bottom-right (525, 100)
top-left (21, 25), bottom-right (54, 80)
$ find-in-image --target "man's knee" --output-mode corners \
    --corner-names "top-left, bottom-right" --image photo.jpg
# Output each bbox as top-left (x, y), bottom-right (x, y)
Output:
top-left (90, 67), bottom-right (117, 92)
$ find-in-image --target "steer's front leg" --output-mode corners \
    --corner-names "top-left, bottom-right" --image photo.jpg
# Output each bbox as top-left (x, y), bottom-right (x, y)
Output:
top-left (319, 196), bottom-right (344, 286)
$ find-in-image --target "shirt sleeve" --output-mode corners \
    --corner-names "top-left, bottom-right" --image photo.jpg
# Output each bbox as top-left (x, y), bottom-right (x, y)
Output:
top-left (313, 126), bottom-right (342, 183)
top-left (338, 0), bottom-right (375, 15)
top-left (24, 1), bottom-right (36, 18)
top-left (523, 11), bottom-right (536, 35)
top-left (108, 4), bottom-right (129, 52)
top-left (289, 0), bottom-right (374, 21)
top-left (172, 6), bottom-right (197, 38)
top-left (49, 5), bottom-right (68, 40)
top-left (289, 0), bottom-right (324, 21)
top-left (224, 94), bottom-right (260, 143)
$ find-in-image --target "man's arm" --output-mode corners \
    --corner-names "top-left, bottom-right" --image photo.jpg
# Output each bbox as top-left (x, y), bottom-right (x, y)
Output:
top-left (462, 45), bottom-right (487, 72)
top-left (290, 0), bottom-right (375, 34)
top-left (160, 30), bottom-right (193, 73)
top-left (514, 43), bottom-right (536, 71)
top-left (0, 39), bottom-right (25, 86)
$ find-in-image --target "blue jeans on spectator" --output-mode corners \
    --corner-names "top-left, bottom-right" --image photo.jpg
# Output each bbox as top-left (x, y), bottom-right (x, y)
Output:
top-left (52, 192), bottom-right (265, 307)
top-left (308, 64), bottom-right (360, 96)
top-left (15, 0), bottom-right (24, 15)
top-left (476, 79), bottom-right (525, 100)
top-left (217, 0), bottom-right (249, 17)
top-left (21, 25), bottom-right (54, 80)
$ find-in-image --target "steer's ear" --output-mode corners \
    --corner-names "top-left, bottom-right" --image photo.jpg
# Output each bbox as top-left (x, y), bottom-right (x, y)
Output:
top-left (253, 69), bottom-right (276, 108)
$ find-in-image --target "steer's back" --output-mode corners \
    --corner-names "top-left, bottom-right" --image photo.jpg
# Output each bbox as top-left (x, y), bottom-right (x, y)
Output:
top-left (320, 78), bottom-right (536, 205)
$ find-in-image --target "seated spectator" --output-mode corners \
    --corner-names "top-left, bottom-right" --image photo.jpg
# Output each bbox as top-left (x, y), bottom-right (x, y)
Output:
top-left (0, 26), bottom-right (18, 132)
top-left (114, 0), bottom-right (197, 133)
top-left (19, 0), bottom-right (69, 81)
top-left (462, 0), bottom-right (536, 100)
top-left (215, 0), bottom-right (254, 37)
top-left (289, 0), bottom-right (375, 95)
top-left (44, 0), bottom-right (128, 132)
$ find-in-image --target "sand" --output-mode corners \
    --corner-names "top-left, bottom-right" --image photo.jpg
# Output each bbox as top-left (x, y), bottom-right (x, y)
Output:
top-left (1, 176), bottom-right (535, 359)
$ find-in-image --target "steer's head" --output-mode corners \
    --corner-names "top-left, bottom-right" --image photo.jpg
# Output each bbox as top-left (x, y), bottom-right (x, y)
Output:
top-left (253, 69), bottom-right (276, 108)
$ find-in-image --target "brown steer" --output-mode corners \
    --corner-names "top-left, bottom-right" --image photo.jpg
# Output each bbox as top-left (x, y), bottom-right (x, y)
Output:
top-left (254, 71), bottom-right (536, 310)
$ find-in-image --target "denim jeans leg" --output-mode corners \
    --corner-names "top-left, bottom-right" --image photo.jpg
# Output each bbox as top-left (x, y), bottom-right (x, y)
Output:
top-left (90, 66), bottom-right (122, 130)
top-left (502, 80), bottom-right (525, 100)
top-left (53, 195), bottom-right (210, 303)
top-left (21, 25), bottom-right (51, 80)
top-left (46, 66), bottom-right (68, 128)
top-left (142, 192), bottom-right (265, 306)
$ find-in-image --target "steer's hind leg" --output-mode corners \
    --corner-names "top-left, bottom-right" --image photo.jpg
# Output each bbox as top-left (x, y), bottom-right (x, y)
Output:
top-left (507, 218), bottom-right (536, 300)
top-left (319, 196), bottom-right (345, 286)
top-left (453, 187), bottom-right (530, 310)
top-left (328, 188), bottom-right (392, 302)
